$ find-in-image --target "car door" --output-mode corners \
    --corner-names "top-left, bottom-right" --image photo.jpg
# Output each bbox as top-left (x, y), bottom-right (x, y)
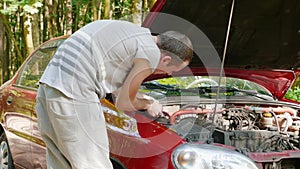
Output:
top-left (3, 38), bottom-right (65, 168)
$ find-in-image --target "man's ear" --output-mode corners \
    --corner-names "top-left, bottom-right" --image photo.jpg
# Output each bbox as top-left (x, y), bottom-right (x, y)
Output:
top-left (161, 55), bottom-right (172, 65)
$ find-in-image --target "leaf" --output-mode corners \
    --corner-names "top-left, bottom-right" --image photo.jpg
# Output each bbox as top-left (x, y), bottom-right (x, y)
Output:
top-left (23, 4), bottom-right (39, 14)
top-left (285, 86), bottom-right (300, 101)
top-left (33, 2), bottom-right (43, 8)
top-left (0, 4), bottom-right (18, 15)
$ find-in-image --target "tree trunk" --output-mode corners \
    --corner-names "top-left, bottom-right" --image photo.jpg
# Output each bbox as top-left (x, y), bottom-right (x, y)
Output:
top-left (24, 14), bottom-right (34, 56)
top-left (92, 0), bottom-right (102, 20)
top-left (81, 2), bottom-right (91, 26)
top-left (148, 0), bottom-right (156, 8)
top-left (0, 13), bottom-right (9, 83)
top-left (19, 12), bottom-right (26, 63)
top-left (43, 0), bottom-right (49, 41)
top-left (73, 1), bottom-right (80, 31)
top-left (65, 0), bottom-right (73, 35)
top-left (32, 13), bottom-right (40, 48)
top-left (51, 0), bottom-right (58, 37)
top-left (1, 14), bottom-right (22, 70)
top-left (142, 0), bottom-right (147, 22)
top-left (45, 0), bottom-right (58, 38)
top-left (131, 0), bottom-right (142, 25)
top-left (104, 0), bottom-right (110, 19)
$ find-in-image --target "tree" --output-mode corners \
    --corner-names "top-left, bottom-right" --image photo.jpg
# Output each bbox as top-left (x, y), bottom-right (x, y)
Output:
top-left (0, 14), bottom-right (9, 84)
top-left (65, 0), bottom-right (73, 35)
top-left (104, 0), bottom-right (111, 19)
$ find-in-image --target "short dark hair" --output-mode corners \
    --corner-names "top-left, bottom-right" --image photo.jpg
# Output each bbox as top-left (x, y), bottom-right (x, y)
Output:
top-left (157, 31), bottom-right (193, 65)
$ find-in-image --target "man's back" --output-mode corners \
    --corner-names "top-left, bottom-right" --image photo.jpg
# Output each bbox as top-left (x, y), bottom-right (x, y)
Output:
top-left (40, 20), bottom-right (160, 102)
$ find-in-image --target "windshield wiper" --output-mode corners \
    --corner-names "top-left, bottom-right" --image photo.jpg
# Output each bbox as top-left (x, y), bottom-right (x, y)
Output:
top-left (143, 81), bottom-right (273, 100)
top-left (224, 87), bottom-right (273, 101)
top-left (142, 81), bottom-right (176, 90)
top-left (142, 81), bottom-right (207, 97)
top-left (190, 86), bottom-right (273, 101)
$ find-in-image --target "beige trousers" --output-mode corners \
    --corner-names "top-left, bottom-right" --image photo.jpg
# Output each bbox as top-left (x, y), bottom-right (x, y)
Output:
top-left (35, 84), bottom-right (113, 169)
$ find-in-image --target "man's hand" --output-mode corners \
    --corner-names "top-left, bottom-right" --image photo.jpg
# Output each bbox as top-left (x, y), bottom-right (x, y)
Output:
top-left (135, 93), bottom-right (163, 117)
top-left (146, 99), bottom-right (163, 117)
top-left (116, 91), bottom-right (163, 117)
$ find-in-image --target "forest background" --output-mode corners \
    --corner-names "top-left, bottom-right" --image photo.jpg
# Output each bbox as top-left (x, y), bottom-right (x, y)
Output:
top-left (0, 0), bottom-right (300, 101)
top-left (0, 0), bottom-right (155, 84)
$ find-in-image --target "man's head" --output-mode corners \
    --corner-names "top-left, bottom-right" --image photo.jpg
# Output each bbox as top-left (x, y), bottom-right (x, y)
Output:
top-left (154, 31), bottom-right (193, 75)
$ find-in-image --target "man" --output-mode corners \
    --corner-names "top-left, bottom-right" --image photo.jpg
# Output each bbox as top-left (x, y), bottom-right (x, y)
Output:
top-left (35, 20), bottom-right (193, 169)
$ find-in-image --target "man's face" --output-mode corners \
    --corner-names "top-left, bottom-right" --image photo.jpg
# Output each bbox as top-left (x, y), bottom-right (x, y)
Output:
top-left (154, 56), bottom-right (189, 76)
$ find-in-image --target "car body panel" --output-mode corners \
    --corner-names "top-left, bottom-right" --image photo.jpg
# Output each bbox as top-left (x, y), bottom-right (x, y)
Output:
top-left (145, 0), bottom-right (300, 70)
top-left (143, 0), bottom-right (300, 99)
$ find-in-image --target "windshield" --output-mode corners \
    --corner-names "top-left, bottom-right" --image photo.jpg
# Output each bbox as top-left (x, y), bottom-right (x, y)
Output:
top-left (140, 76), bottom-right (273, 100)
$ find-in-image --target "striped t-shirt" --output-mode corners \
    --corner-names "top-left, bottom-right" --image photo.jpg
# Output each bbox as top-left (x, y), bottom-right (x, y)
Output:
top-left (40, 20), bottom-right (160, 102)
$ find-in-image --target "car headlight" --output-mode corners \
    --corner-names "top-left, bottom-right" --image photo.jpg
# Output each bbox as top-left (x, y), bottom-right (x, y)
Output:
top-left (172, 143), bottom-right (258, 169)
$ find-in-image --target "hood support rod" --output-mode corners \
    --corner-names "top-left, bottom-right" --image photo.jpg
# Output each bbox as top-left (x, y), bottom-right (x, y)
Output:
top-left (208, 0), bottom-right (236, 144)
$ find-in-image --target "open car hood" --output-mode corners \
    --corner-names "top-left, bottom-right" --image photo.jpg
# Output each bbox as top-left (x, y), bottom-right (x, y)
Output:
top-left (143, 0), bottom-right (300, 100)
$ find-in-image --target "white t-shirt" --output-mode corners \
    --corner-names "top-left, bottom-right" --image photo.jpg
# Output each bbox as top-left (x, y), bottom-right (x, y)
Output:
top-left (40, 20), bottom-right (160, 102)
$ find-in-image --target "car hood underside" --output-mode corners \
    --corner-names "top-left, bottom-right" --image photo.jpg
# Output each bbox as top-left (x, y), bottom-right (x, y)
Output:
top-left (143, 0), bottom-right (300, 99)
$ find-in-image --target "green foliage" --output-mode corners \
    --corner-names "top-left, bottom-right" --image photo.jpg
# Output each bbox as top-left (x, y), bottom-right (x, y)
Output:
top-left (154, 76), bottom-right (272, 98)
top-left (156, 77), bottom-right (197, 88)
top-left (285, 76), bottom-right (300, 102)
top-left (0, 0), bottom-right (155, 84)
top-left (113, 0), bottom-right (132, 19)
top-left (0, 0), bottom-right (43, 15)
top-left (0, 0), bottom-right (19, 15)
top-left (22, 1), bottom-right (43, 15)
top-left (285, 86), bottom-right (300, 101)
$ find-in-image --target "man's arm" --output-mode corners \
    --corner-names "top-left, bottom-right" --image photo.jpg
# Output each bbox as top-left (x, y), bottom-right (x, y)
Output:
top-left (115, 58), bottom-right (162, 117)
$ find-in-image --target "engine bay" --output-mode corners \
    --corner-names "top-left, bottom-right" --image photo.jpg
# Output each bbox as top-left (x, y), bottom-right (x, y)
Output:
top-left (158, 102), bottom-right (300, 153)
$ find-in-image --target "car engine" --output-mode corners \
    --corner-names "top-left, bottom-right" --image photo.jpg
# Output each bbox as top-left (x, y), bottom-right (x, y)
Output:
top-left (159, 103), bottom-right (300, 153)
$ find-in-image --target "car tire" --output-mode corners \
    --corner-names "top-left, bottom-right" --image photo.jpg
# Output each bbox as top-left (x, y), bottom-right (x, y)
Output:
top-left (0, 132), bottom-right (14, 169)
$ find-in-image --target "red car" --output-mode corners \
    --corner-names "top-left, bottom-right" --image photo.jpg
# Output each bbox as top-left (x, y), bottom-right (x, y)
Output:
top-left (1, 0), bottom-right (300, 168)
